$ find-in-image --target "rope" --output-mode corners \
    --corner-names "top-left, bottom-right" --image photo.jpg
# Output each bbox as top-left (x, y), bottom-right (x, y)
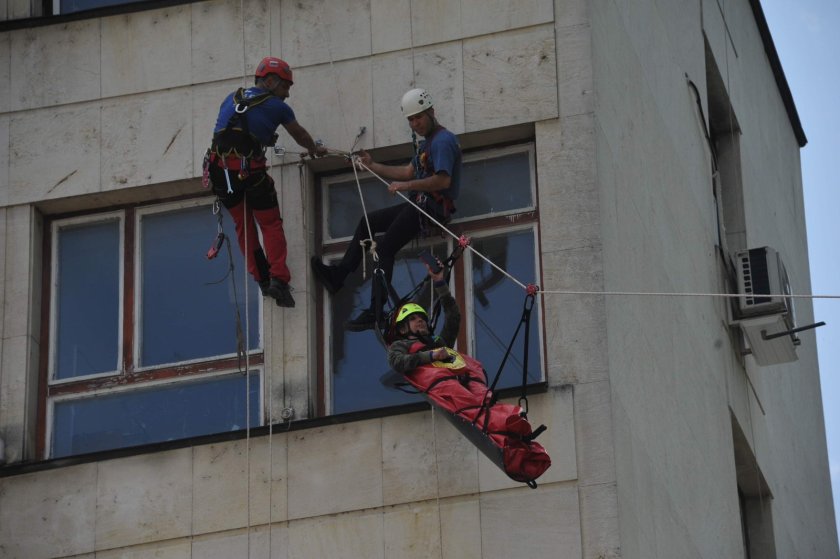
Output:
top-left (231, 0), bottom-right (254, 552)
top-left (353, 158), bottom-right (840, 302)
top-left (537, 289), bottom-right (840, 300)
top-left (242, 196), bottom-right (253, 555)
top-left (353, 157), bottom-right (527, 293)
top-left (349, 153), bottom-right (381, 275)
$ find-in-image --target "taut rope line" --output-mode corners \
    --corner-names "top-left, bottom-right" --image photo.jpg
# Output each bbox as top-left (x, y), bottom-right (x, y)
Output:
top-left (352, 157), bottom-right (839, 302)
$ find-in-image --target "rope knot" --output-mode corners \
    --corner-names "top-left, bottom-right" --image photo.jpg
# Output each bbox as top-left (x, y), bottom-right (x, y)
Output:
top-left (360, 239), bottom-right (378, 278)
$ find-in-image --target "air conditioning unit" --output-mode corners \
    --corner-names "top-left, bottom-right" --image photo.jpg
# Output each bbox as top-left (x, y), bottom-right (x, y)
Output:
top-left (734, 247), bottom-right (794, 319)
top-left (732, 247), bottom-right (799, 366)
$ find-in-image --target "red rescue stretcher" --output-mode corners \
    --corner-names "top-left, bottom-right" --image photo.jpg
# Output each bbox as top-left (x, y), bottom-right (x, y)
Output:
top-left (391, 346), bottom-right (551, 487)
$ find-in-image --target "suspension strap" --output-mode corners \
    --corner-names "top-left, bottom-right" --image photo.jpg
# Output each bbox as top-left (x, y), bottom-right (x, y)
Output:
top-left (386, 240), bottom-right (470, 336)
top-left (518, 287), bottom-right (537, 416)
top-left (486, 289), bottom-right (537, 416)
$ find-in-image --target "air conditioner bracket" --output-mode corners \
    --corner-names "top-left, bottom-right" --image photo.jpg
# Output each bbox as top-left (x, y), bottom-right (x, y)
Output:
top-left (761, 321), bottom-right (825, 342)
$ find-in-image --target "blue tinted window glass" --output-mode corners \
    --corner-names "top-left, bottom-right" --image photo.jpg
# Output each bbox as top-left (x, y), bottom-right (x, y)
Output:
top-left (327, 177), bottom-right (403, 240)
top-left (56, 220), bottom-right (120, 380)
top-left (457, 151), bottom-right (532, 219)
top-left (140, 205), bottom-right (260, 367)
top-left (472, 230), bottom-right (542, 388)
top-left (331, 244), bottom-right (447, 414)
top-left (326, 150), bottom-right (531, 240)
top-left (59, 0), bottom-right (142, 14)
top-left (52, 372), bottom-right (260, 457)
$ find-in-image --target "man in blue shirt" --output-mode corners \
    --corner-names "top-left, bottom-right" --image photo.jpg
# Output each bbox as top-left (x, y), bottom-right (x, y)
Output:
top-left (311, 88), bottom-right (462, 330)
top-left (208, 56), bottom-right (326, 307)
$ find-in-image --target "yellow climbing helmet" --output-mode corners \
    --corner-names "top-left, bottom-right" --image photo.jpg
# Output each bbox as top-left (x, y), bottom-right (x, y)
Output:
top-left (395, 302), bottom-right (427, 324)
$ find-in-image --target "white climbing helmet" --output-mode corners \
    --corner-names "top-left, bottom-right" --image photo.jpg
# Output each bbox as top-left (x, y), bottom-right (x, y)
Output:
top-left (400, 88), bottom-right (434, 117)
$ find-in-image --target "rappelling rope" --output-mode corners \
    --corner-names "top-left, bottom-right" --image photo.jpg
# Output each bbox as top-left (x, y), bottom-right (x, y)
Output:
top-left (537, 289), bottom-right (840, 300)
top-left (353, 157), bottom-right (527, 290)
top-left (349, 153), bottom-right (380, 278)
top-left (351, 157), bottom-right (839, 302)
top-left (236, 2), bottom-right (253, 551)
top-left (242, 195), bottom-right (254, 555)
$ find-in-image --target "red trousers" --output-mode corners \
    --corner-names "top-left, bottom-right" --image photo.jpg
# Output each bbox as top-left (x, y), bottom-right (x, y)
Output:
top-left (209, 167), bottom-right (290, 283)
top-left (403, 351), bottom-right (551, 484)
top-left (227, 202), bottom-right (290, 283)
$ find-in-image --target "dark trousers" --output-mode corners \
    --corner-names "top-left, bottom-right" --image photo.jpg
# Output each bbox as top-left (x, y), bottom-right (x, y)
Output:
top-left (209, 166), bottom-right (290, 283)
top-left (339, 202), bottom-right (422, 308)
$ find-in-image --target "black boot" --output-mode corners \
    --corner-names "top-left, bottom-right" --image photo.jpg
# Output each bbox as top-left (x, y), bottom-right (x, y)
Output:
top-left (310, 256), bottom-right (345, 294)
top-left (346, 307), bottom-right (378, 332)
top-left (267, 278), bottom-right (295, 308)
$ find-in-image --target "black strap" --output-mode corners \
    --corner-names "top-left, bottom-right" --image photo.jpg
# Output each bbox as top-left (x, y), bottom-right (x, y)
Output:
top-left (391, 243), bottom-right (467, 332)
top-left (525, 424), bottom-right (547, 442)
top-left (375, 243), bottom-right (467, 348)
top-left (486, 292), bottom-right (536, 415)
top-left (518, 293), bottom-right (535, 415)
top-left (213, 88), bottom-right (273, 156)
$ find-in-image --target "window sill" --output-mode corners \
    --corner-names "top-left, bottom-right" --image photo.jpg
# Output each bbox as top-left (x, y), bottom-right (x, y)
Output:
top-left (2, 382), bottom-right (547, 478)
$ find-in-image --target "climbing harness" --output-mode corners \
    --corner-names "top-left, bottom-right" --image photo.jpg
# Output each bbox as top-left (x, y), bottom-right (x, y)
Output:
top-left (212, 87), bottom-right (277, 158)
top-left (411, 125), bottom-right (457, 235)
top-left (208, 88), bottom-right (276, 195)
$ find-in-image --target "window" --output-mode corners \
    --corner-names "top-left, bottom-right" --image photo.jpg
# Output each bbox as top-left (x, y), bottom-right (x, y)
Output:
top-left (316, 142), bottom-right (544, 415)
top-left (732, 417), bottom-right (776, 558)
top-left (706, 42), bottom-right (746, 258)
top-left (52, 0), bottom-right (144, 15)
top-left (42, 199), bottom-right (263, 458)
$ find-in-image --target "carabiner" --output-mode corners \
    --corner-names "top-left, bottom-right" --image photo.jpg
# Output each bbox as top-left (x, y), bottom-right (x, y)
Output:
top-left (206, 232), bottom-right (225, 260)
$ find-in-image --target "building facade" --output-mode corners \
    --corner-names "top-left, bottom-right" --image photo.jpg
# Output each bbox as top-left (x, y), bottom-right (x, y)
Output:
top-left (0, 0), bottom-right (837, 557)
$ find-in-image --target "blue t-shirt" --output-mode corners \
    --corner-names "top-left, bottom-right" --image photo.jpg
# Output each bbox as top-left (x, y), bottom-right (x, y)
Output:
top-left (213, 87), bottom-right (296, 147)
top-left (415, 127), bottom-right (462, 200)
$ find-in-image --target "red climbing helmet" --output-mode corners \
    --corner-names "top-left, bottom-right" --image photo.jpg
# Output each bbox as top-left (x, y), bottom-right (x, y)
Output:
top-left (255, 57), bottom-right (294, 84)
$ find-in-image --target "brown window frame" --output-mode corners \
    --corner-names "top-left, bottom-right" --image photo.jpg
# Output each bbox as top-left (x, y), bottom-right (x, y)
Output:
top-left (36, 197), bottom-right (265, 459)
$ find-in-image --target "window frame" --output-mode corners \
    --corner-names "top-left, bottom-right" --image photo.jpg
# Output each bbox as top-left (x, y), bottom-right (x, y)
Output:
top-left (38, 196), bottom-right (266, 459)
top-left (314, 140), bottom-right (544, 417)
top-left (453, 143), bottom-right (538, 224)
top-left (463, 222), bottom-right (544, 362)
top-left (47, 210), bottom-right (126, 386)
top-left (50, 0), bottom-right (144, 16)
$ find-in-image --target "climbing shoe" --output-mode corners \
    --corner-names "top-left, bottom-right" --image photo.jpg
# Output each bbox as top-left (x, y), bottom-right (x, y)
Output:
top-left (310, 256), bottom-right (344, 295)
top-left (346, 308), bottom-right (378, 332)
top-left (267, 278), bottom-right (296, 308)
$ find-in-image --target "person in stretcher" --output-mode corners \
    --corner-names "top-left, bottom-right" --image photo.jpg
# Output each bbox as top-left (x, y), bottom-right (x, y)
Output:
top-left (386, 261), bottom-right (551, 485)
top-left (386, 260), bottom-right (461, 374)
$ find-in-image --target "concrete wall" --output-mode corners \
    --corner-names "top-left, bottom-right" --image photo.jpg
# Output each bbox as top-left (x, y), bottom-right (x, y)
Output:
top-left (0, 0), bottom-right (835, 557)
top-left (591, 0), bottom-right (838, 557)
top-left (0, 395), bottom-right (583, 558)
top-left (0, 0), bottom-right (600, 557)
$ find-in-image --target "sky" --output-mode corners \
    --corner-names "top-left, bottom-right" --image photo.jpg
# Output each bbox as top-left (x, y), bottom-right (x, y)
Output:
top-left (761, 0), bottom-right (840, 539)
